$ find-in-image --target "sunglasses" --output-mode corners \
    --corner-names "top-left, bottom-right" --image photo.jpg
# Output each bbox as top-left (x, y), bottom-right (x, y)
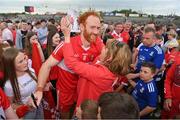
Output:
top-left (111, 40), bottom-right (124, 47)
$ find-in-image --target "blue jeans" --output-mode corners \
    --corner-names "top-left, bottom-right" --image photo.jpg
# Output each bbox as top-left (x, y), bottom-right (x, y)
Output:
top-left (24, 104), bottom-right (44, 119)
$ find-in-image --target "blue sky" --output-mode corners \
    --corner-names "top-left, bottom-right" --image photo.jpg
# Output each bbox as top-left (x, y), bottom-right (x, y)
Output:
top-left (0, 0), bottom-right (180, 15)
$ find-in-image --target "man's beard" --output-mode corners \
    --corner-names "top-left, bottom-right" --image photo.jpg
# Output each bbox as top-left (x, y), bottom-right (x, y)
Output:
top-left (83, 29), bottom-right (97, 43)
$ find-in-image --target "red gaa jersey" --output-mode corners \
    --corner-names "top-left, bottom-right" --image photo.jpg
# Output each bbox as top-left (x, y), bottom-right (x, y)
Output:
top-left (63, 43), bottom-right (117, 107)
top-left (51, 35), bottom-right (104, 93)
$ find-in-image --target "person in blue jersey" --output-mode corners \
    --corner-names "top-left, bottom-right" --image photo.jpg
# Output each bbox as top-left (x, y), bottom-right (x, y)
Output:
top-left (128, 27), bottom-right (164, 80)
top-left (128, 62), bottom-right (158, 118)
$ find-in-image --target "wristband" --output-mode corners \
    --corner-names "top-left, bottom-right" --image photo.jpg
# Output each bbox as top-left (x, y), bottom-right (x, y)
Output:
top-left (36, 86), bottom-right (43, 92)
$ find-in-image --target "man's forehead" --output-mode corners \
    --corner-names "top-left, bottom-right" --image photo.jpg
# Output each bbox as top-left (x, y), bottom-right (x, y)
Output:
top-left (116, 24), bottom-right (123, 27)
top-left (86, 23), bottom-right (101, 28)
top-left (86, 16), bottom-right (100, 24)
top-left (143, 34), bottom-right (151, 37)
top-left (22, 23), bottom-right (27, 25)
top-left (125, 21), bottom-right (132, 25)
top-left (143, 32), bottom-right (154, 36)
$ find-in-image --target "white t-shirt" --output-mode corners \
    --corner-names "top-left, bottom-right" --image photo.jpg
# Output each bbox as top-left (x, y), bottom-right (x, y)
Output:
top-left (2, 28), bottom-right (13, 41)
top-left (4, 69), bottom-right (37, 104)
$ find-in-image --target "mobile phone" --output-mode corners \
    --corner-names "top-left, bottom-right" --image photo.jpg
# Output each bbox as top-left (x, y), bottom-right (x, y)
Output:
top-left (31, 93), bottom-right (38, 108)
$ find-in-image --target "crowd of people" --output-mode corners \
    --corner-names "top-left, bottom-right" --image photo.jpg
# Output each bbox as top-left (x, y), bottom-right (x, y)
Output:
top-left (0, 10), bottom-right (180, 119)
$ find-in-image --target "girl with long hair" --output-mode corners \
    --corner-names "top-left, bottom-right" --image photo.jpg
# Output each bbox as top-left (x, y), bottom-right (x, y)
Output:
top-left (24, 31), bottom-right (44, 62)
top-left (45, 27), bottom-right (61, 90)
top-left (24, 31), bottom-right (45, 76)
top-left (2, 48), bottom-right (43, 119)
top-left (45, 25), bottom-right (60, 59)
top-left (42, 25), bottom-right (61, 119)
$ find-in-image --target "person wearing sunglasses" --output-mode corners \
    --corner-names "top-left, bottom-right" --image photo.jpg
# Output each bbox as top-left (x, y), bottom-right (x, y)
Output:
top-left (60, 16), bottom-right (132, 108)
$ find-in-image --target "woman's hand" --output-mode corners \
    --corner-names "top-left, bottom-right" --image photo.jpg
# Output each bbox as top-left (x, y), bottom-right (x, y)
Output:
top-left (29, 91), bottom-right (43, 108)
top-left (32, 40), bottom-right (41, 47)
top-left (130, 64), bottom-right (136, 71)
top-left (126, 73), bottom-right (139, 80)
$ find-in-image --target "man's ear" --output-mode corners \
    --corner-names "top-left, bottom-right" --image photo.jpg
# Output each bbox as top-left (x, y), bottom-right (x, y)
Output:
top-left (151, 73), bottom-right (155, 78)
top-left (80, 24), bottom-right (84, 31)
top-left (97, 107), bottom-right (101, 120)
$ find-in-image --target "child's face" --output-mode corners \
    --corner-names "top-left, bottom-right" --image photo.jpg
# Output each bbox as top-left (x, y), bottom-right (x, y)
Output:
top-left (140, 66), bottom-right (154, 82)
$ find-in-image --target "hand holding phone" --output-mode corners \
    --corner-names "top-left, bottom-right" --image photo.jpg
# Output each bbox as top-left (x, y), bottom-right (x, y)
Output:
top-left (31, 93), bottom-right (38, 108)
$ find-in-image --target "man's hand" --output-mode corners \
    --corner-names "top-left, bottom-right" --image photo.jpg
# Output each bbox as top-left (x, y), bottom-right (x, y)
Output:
top-left (60, 16), bottom-right (71, 38)
top-left (164, 98), bottom-right (172, 111)
top-left (43, 82), bottom-right (53, 91)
